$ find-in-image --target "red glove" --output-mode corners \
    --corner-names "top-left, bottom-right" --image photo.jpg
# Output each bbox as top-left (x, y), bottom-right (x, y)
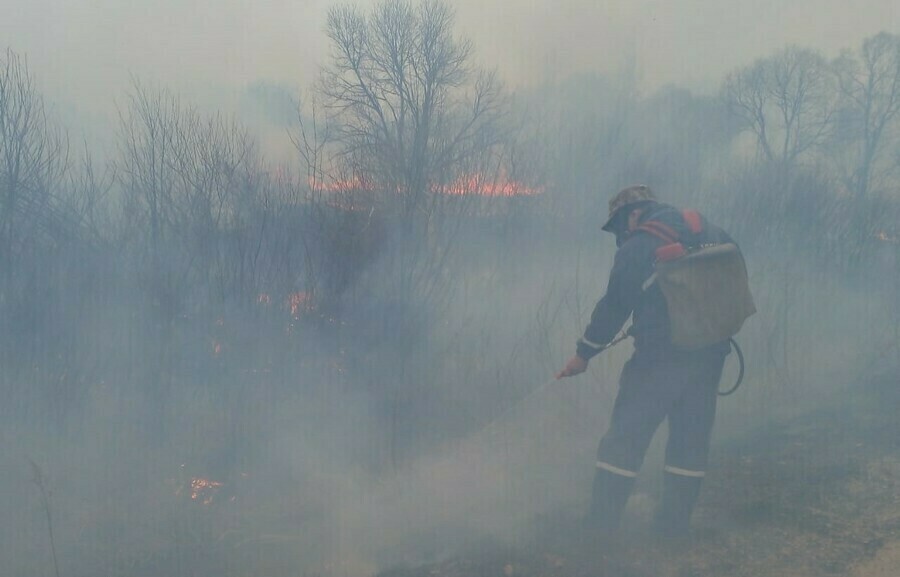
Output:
top-left (556, 355), bottom-right (588, 379)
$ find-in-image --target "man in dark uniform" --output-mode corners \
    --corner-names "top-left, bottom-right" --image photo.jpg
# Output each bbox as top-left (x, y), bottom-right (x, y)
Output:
top-left (557, 185), bottom-right (733, 536)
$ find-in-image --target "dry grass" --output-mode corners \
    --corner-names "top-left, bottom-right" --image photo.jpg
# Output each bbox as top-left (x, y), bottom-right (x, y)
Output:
top-left (377, 373), bottom-right (900, 577)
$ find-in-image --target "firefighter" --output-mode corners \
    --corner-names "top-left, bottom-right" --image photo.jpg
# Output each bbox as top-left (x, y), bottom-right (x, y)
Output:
top-left (556, 185), bottom-right (734, 537)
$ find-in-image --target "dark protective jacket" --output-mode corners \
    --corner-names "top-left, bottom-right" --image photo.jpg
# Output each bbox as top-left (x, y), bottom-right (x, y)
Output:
top-left (576, 203), bottom-right (734, 360)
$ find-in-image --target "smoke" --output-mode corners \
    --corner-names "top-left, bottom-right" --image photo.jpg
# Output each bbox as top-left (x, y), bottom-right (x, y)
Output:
top-left (2, 3), bottom-right (899, 577)
top-left (4, 0), bottom-right (899, 136)
top-left (2, 187), bottom-right (895, 577)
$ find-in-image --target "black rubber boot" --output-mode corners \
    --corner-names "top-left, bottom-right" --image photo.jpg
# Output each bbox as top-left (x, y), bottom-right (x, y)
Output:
top-left (586, 467), bottom-right (636, 533)
top-left (655, 472), bottom-right (703, 537)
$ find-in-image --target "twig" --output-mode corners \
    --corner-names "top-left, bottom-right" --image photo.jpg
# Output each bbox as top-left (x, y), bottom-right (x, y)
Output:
top-left (28, 458), bottom-right (61, 577)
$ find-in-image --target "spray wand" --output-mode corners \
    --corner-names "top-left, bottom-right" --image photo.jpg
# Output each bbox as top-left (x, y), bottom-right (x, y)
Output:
top-left (474, 329), bottom-right (745, 441)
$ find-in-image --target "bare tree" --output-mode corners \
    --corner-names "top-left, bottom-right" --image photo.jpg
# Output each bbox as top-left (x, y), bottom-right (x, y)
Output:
top-left (118, 81), bottom-right (266, 303)
top-left (0, 48), bottom-right (69, 273)
top-left (0, 48), bottom-right (74, 396)
top-left (723, 46), bottom-right (834, 170)
top-left (171, 110), bottom-right (258, 302)
top-left (833, 33), bottom-right (900, 225)
top-left (116, 80), bottom-right (182, 272)
top-left (722, 48), bottom-right (838, 388)
top-left (320, 0), bottom-right (506, 219)
top-left (65, 145), bottom-right (115, 243)
top-left (309, 0), bottom-right (511, 322)
top-left (309, 0), bottom-right (512, 468)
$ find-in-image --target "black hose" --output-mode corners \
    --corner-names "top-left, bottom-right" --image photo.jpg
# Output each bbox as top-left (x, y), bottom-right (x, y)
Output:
top-left (718, 338), bottom-right (745, 396)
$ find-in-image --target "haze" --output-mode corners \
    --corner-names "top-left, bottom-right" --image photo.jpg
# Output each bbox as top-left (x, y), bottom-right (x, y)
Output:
top-left (2, 1), bottom-right (899, 577)
top-left (4, 0), bottom-right (898, 123)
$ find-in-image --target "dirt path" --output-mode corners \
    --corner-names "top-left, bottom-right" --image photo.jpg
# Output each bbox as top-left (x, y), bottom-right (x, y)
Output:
top-left (379, 372), bottom-right (900, 577)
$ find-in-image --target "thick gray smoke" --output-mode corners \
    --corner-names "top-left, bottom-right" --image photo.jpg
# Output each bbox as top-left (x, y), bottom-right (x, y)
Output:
top-left (1, 3), bottom-right (899, 577)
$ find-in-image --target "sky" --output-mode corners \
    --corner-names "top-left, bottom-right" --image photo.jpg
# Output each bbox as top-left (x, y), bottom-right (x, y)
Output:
top-left (2, 0), bottom-right (898, 128)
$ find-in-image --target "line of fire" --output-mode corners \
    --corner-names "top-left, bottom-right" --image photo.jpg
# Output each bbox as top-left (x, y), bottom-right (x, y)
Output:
top-left (185, 170), bottom-right (546, 507)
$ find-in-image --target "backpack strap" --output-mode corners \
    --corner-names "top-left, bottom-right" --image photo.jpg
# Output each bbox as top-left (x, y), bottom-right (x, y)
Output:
top-left (682, 209), bottom-right (703, 234)
top-left (637, 220), bottom-right (679, 244)
top-left (638, 212), bottom-right (696, 291)
top-left (638, 210), bottom-right (704, 243)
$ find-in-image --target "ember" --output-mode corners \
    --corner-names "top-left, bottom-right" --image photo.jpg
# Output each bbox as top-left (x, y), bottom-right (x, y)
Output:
top-left (288, 292), bottom-right (315, 318)
top-left (188, 477), bottom-right (224, 505)
top-left (875, 231), bottom-right (899, 243)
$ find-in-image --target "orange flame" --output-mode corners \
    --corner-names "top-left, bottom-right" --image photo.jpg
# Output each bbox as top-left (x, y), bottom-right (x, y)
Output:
top-left (438, 173), bottom-right (543, 197)
top-left (189, 477), bottom-right (224, 505)
top-left (308, 173), bottom-right (542, 198)
top-left (308, 175), bottom-right (375, 193)
top-left (288, 292), bottom-right (315, 318)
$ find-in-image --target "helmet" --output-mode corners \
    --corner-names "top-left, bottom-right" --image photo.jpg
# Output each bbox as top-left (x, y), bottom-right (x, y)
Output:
top-left (601, 185), bottom-right (657, 232)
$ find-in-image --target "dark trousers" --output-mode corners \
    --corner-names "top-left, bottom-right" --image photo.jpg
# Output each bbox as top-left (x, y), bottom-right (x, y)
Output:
top-left (589, 346), bottom-right (727, 530)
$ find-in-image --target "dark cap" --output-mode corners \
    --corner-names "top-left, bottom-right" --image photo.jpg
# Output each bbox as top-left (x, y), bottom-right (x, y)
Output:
top-left (601, 185), bottom-right (657, 232)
